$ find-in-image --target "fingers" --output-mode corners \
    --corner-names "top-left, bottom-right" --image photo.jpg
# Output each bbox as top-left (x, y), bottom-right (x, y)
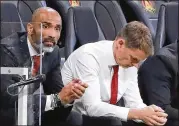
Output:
top-left (144, 117), bottom-right (154, 126)
top-left (71, 92), bottom-right (81, 99)
top-left (150, 104), bottom-right (164, 112)
top-left (64, 79), bottom-right (88, 102)
top-left (146, 116), bottom-right (165, 126)
top-left (155, 112), bottom-right (168, 118)
top-left (75, 83), bottom-right (88, 92)
top-left (72, 79), bottom-right (88, 88)
top-left (72, 78), bottom-right (81, 83)
top-left (81, 83), bottom-right (88, 88)
top-left (71, 83), bottom-right (87, 99)
top-left (72, 86), bottom-right (84, 97)
top-left (151, 115), bottom-right (167, 124)
top-left (71, 78), bottom-right (88, 88)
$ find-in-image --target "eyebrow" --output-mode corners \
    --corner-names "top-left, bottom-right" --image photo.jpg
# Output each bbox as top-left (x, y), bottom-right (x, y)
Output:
top-left (41, 21), bottom-right (62, 29)
top-left (41, 21), bottom-right (51, 25)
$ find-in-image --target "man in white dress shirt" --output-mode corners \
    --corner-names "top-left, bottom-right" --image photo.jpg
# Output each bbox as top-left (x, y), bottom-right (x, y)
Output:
top-left (61, 21), bottom-right (168, 126)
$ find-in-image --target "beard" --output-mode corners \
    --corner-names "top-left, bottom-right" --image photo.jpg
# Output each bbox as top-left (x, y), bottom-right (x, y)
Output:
top-left (33, 42), bottom-right (55, 53)
top-left (42, 45), bottom-right (55, 53)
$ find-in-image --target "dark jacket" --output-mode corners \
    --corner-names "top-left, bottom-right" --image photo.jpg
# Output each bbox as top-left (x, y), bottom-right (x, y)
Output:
top-left (138, 42), bottom-right (178, 124)
top-left (0, 32), bottom-right (72, 126)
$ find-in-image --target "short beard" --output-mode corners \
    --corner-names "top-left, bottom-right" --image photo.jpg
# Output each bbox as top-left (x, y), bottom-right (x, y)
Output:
top-left (42, 45), bottom-right (55, 53)
top-left (33, 43), bottom-right (55, 53)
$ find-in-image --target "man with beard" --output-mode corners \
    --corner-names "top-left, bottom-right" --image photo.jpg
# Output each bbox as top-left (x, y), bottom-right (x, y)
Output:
top-left (0, 7), bottom-right (88, 126)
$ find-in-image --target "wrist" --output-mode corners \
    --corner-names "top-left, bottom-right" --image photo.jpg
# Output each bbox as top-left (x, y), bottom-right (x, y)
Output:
top-left (128, 108), bottom-right (141, 120)
top-left (51, 93), bottom-right (64, 109)
top-left (58, 92), bottom-right (66, 105)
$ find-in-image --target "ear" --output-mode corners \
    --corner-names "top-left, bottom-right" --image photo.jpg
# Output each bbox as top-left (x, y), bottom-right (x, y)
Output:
top-left (27, 23), bottom-right (33, 35)
top-left (116, 38), bottom-right (125, 48)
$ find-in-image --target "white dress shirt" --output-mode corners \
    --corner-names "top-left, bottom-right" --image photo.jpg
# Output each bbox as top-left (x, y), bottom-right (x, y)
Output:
top-left (27, 39), bottom-right (52, 111)
top-left (61, 40), bottom-right (146, 121)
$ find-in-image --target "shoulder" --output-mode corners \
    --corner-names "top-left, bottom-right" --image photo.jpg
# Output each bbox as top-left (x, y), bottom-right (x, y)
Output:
top-left (139, 56), bottom-right (164, 73)
top-left (139, 53), bottom-right (177, 77)
top-left (1, 32), bottom-right (26, 46)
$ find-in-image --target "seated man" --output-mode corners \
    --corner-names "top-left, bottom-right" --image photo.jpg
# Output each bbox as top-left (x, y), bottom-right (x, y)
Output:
top-left (0, 7), bottom-right (88, 126)
top-left (138, 40), bottom-right (179, 126)
top-left (61, 21), bottom-right (167, 126)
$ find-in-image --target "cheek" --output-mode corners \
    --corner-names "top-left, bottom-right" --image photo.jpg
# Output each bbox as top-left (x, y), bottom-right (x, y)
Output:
top-left (56, 33), bottom-right (61, 40)
top-left (122, 59), bottom-right (131, 64)
top-left (56, 30), bottom-right (61, 38)
top-left (33, 29), bottom-right (41, 38)
top-left (120, 52), bottom-right (130, 60)
top-left (119, 55), bottom-right (131, 64)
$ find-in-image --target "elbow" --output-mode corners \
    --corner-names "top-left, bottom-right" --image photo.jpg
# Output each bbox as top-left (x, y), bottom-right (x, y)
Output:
top-left (84, 103), bottom-right (99, 117)
top-left (85, 104), bottom-right (97, 117)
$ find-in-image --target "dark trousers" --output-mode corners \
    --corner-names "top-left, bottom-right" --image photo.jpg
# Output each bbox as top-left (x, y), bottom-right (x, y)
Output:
top-left (82, 115), bottom-right (147, 126)
top-left (165, 119), bottom-right (179, 126)
top-left (82, 116), bottom-right (122, 126)
top-left (81, 116), bottom-right (179, 126)
top-left (41, 106), bottom-right (73, 126)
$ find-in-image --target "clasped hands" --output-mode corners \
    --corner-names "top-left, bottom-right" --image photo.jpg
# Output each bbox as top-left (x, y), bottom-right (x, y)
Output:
top-left (58, 79), bottom-right (88, 105)
top-left (140, 104), bottom-right (168, 126)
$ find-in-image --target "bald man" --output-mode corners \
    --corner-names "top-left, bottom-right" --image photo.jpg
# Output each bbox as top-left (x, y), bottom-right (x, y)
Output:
top-left (0, 7), bottom-right (87, 126)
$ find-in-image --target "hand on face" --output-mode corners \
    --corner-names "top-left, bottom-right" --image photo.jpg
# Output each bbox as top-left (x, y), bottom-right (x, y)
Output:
top-left (59, 79), bottom-right (88, 104)
top-left (139, 105), bottom-right (168, 126)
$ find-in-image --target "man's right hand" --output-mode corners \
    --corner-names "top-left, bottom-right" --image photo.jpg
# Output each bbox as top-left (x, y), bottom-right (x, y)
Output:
top-left (128, 105), bottom-right (168, 126)
top-left (139, 105), bottom-right (167, 125)
top-left (58, 79), bottom-right (88, 105)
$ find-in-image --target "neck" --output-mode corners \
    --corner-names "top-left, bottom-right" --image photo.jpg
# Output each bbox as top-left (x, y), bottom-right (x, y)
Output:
top-left (27, 36), bottom-right (40, 54)
top-left (113, 40), bottom-right (118, 63)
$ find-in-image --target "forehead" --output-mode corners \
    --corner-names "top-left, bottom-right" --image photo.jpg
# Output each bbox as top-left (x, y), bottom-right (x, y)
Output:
top-left (35, 11), bottom-right (62, 25)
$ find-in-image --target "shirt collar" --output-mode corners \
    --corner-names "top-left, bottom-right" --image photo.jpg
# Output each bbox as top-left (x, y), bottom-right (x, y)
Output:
top-left (27, 38), bottom-right (44, 57)
top-left (104, 41), bottom-right (118, 66)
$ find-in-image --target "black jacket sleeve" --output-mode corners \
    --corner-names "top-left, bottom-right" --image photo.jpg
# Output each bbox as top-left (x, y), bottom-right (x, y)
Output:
top-left (0, 44), bottom-right (21, 125)
top-left (43, 46), bottom-right (64, 94)
top-left (138, 56), bottom-right (179, 120)
top-left (0, 44), bottom-right (19, 108)
top-left (41, 46), bottom-right (72, 124)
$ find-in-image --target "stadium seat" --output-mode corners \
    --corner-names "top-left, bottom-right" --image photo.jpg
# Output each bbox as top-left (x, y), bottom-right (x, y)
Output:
top-left (46, 0), bottom-right (81, 48)
top-left (1, 2), bottom-right (24, 39)
top-left (64, 0), bottom-right (127, 59)
top-left (119, 0), bottom-right (170, 41)
top-left (154, 2), bottom-right (178, 52)
top-left (46, 0), bottom-right (74, 21)
top-left (1, 0), bottom-right (46, 39)
top-left (17, 0), bottom-right (46, 27)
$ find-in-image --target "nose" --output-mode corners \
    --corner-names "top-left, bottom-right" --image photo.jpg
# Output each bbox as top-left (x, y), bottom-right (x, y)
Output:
top-left (48, 28), bottom-right (58, 39)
